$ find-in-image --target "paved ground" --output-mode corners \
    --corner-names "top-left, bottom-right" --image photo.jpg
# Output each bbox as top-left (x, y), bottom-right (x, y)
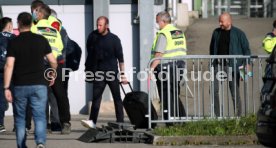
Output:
top-left (0, 115), bottom-right (265, 148)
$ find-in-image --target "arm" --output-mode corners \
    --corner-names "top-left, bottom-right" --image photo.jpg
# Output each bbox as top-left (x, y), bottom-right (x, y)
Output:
top-left (4, 57), bottom-right (15, 102)
top-left (209, 30), bottom-right (216, 55)
top-left (150, 34), bottom-right (166, 70)
top-left (240, 30), bottom-right (251, 55)
top-left (46, 52), bottom-right (58, 86)
top-left (46, 52), bottom-right (58, 69)
top-left (86, 31), bottom-right (97, 55)
top-left (239, 30), bottom-right (253, 76)
top-left (150, 52), bottom-right (163, 70)
top-left (86, 33), bottom-right (93, 54)
top-left (114, 36), bottom-right (128, 84)
top-left (149, 34), bottom-right (166, 81)
top-left (119, 62), bottom-right (128, 84)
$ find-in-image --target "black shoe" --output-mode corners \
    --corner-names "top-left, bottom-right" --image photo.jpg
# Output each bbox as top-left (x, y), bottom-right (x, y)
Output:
top-left (51, 122), bottom-right (62, 132)
top-left (61, 123), bottom-right (71, 134)
top-left (0, 125), bottom-right (6, 132)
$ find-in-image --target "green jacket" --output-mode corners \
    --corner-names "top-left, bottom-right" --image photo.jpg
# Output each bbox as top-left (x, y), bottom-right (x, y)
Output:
top-left (209, 26), bottom-right (251, 69)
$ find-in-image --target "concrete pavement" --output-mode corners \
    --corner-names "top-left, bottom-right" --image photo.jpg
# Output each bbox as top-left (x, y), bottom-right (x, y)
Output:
top-left (0, 114), bottom-right (265, 148)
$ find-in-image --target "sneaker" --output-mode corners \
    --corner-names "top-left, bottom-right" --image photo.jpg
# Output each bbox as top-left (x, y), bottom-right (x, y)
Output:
top-left (50, 122), bottom-right (62, 133)
top-left (61, 123), bottom-right (71, 134)
top-left (81, 120), bottom-right (96, 129)
top-left (36, 144), bottom-right (45, 148)
top-left (0, 125), bottom-right (6, 132)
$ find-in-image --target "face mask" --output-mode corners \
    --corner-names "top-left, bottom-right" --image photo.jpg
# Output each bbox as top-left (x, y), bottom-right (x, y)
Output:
top-left (155, 23), bottom-right (160, 30)
top-left (32, 11), bottom-right (38, 21)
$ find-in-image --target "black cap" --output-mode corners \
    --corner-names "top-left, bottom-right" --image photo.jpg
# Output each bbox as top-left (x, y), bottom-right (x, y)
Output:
top-left (273, 20), bottom-right (276, 28)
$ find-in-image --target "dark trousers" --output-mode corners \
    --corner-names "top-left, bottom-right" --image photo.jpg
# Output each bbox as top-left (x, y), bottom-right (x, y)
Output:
top-left (89, 72), bottom-right (124, 124)
top-left (213, 65), bottom-right (241, 117)
top-left (0, 75), bottom-right (8, 125)
top-left (50, 64), bottom-right (71, 125)
top-left (154, 61), bottom-right (186, 125)
top-left (46, 69), bottom-right (70, 126)
top-left (47, 88), bottom-right (60, 124)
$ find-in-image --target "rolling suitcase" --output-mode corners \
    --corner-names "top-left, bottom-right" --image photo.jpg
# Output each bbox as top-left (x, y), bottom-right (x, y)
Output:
top-left (120, 82), bottom-right (157, 129)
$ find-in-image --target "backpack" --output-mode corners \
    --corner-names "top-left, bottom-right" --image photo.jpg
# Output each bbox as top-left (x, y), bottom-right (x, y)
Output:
top-left (65, 38), bottom-right (82, 71)
top-left (60, 28), bottom-right (82, 71)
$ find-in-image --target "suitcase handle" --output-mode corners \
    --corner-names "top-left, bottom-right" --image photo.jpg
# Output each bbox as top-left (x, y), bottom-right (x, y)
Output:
top-left (120, 82), bottom-right (133, 95)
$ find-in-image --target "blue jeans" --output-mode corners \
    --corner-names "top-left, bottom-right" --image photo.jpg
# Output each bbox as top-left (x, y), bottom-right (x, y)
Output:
top-left (13, 85), bottom-right (47, 148)
top-left (0, 74), bottom-right (8, 125)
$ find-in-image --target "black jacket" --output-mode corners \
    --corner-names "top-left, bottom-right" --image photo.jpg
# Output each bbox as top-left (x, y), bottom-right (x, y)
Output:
top-left (85, 30), bottom-right (124, 73)
top-left (0, 32), bottom-right (15, 72)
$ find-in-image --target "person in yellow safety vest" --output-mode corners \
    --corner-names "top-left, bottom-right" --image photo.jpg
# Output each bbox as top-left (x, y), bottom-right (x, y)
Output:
top-left (30, 0), bottom-right (65, 133)
top-left (31, 4), bottom-right (63, 62)
top-left (149, 11), bottom-right (187, 127)
top-left (31, 0), bottom-right (62, 31)
top-left (263, 19), bottom-right (276, 54)
top-left (31, 3), bottom-right (72, 135)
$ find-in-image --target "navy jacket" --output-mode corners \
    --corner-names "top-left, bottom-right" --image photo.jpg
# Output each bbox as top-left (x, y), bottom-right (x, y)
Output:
top-left (0, 32), bottom-right (15, 72)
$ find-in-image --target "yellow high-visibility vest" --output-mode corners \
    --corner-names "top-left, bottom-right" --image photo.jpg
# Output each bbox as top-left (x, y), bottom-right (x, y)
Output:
top-left (151, 24), bottom-right (187, 59)
top-left (31, 19), bottom-right (63, 59)
top-left (48, 15), bottom-right (62, 31)
top-left (263, 34), bottom-right (276, 54)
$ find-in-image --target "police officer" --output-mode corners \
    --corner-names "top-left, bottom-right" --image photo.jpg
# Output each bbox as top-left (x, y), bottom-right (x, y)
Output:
top-left (31, 4), bottom-right (71, 134)
top-left (263, 19), bottom-right (276, 54)
top-left (150, 11), bottom-right (186, 126)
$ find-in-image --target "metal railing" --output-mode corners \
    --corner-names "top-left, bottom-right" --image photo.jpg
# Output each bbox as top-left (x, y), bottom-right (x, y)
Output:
top-left (147, 55), bottom-right (269, 128)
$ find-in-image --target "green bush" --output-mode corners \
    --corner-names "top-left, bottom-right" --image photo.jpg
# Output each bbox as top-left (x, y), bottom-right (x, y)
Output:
top-left (153, 115), bottom-right (256, 136)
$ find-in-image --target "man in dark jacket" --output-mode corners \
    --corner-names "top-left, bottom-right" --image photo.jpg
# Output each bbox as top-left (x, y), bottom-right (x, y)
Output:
top-left (209, 12), bottom-right (251, 117)
top-left (0, 17), bottom-right (15, 132)
top-left (82, 16), bottom-right (127, 128)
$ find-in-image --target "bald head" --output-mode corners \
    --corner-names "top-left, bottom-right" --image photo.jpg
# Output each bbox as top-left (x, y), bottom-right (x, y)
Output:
top-left (219, 12), bottom-right (232, 30)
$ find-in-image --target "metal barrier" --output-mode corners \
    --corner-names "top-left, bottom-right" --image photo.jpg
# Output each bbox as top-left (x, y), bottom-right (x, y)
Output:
top-left (147, 55), bottom-right (269, 128)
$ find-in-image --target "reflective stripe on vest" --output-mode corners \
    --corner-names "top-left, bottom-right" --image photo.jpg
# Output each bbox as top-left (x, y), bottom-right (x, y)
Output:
top-left (151, 24), bottom-right (187, 59)
top-left (31, 19), bottom-right (63, 59)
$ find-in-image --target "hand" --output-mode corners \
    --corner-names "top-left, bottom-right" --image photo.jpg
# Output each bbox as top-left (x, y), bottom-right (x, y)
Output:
top-left (49, 79), bottom-right (55, 86)
top-left (247, 71), bottom-right (253, 77)
top-left (120, 74), bottom-right (128, 84)
top-left (5, 89), bottom-right (13, 103)
top-left (148, 68), bottom-right (156, 81)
